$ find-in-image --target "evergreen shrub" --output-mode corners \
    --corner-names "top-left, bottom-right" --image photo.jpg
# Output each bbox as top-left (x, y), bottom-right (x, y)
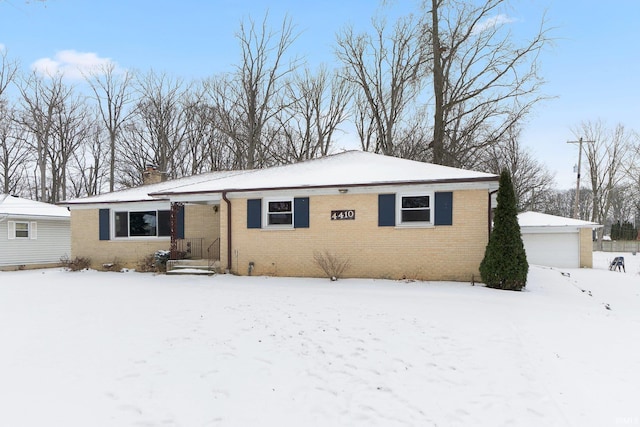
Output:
top-left (479, 170), bottom-right (529, 291)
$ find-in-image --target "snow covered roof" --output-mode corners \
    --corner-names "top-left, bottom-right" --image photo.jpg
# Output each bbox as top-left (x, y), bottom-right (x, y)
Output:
top-left (0, 194), bottom-right (70, 218)
top-left (518, 211), bottom-right (601, 229)
top-left (62, 169), bottom-right (245, 205)
top-left (154, 151), bottom-right (498, 197)
top-left (62, 151), bottom-right (498, 205)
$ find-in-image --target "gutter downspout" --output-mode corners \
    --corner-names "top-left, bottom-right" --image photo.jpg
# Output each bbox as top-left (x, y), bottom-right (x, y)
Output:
top-left (222, 191), bottom-right (232, 273)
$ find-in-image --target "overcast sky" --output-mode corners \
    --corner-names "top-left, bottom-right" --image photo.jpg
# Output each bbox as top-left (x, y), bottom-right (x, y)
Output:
top-left (1, 0), bottom-right (639, 189)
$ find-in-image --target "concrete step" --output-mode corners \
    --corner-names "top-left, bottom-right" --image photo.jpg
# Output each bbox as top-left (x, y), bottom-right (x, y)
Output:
top-left (166, 267), bottom-right (215, 276)
top-left (171, 264), bottom-right (211, 270)
top-left (166, 259), bottom-right (218, 275)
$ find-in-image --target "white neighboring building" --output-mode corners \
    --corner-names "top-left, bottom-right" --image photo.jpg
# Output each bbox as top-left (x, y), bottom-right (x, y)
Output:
top-left (518, 211), bottom-right (601, 269)
top-left (0, 194), bottom-right (70, 270)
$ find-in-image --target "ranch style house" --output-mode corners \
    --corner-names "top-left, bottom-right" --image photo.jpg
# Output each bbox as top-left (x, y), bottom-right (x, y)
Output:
top-left (62, 151), bottom-right (500, 281)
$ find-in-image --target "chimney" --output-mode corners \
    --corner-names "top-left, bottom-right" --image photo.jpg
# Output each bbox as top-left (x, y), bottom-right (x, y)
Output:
top-left (142, 164), bottom-right (165, 185)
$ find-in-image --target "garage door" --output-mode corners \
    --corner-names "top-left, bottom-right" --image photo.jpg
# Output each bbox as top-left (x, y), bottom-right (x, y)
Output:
top-left (521, 232), bottom-right (580, 268)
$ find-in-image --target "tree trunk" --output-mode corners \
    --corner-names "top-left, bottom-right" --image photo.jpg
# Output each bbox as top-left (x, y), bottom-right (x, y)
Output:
top-left (431, 0), bottom-right (445, 165)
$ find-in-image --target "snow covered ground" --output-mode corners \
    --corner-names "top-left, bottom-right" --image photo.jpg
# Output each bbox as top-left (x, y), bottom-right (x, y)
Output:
top-left (1, 252), bottom-right (639, 427)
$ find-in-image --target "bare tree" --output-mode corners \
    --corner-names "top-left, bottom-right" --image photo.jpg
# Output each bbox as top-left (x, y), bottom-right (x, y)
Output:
top-left (351, 91), bottom-right (377, 153)
top-left (0, 104), bottom-right (31, 194)
top-left (177, 85), bottom-right (213, 175)
top-left (543, 188), bottom-right (593, 221)
top-left (120, 70), bottom-right (189, 185)
top-left (336, 14), bottom-right (428, 156)
top-left (574, 120), bottom-right (636, 240)
top-left (428, 0), bottom-right (549, 167)
top-left (86, 63), bottom-right (134, 192)
top-left (480, 126), bottom-right (554, 211)
top-left (173, 82), bottom-right (236, 175)
top-left (47, 92), bottom-right (91, 202)
top-left (626, 137), bottom-right (640, 229)
top-left (18, 72), bottom-right (72, 201)
top-left (0, 48), bottom-right (18, 99)
top-left (68, 122), bottom-right (107, 198)
top-left (116, 122), bottom-right (149, 188)
top-left (207, 14), bottom-right (300, 169)
top-left (275, 65), bottom-right (351, 162)
top-left (0, 49), bottom-right (29, 195)
top-left (205, 75), bottom-right (245, 169)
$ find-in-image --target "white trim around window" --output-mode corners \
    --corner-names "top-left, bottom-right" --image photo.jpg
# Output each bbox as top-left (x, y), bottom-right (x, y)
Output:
top-left (7, 220), bottom-right (37, 240)
top-left (263, 197), bottom-right (294, 229)
top-left (112, 209), bottom-right (171, 239)
top-left (397, 193), bottom-right (434, 227)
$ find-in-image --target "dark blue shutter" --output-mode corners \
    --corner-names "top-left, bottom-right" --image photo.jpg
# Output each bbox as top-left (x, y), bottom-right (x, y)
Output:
top-left (294, 197), bottom-right (309, 228)
top-left (99, 208), bottom-right (110, 240)
top-left (378, 194), bottom-right (396, 226)
top-left (247, 199), bottom-right (262, 229)
top-left (434, 192), bottom-right (453, 226)
top-left (177, 205), bottom-right (185, 239)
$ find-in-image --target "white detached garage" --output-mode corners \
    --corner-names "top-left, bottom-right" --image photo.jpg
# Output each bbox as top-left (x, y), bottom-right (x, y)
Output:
top-left (518, 211), bottom-right (601, 269)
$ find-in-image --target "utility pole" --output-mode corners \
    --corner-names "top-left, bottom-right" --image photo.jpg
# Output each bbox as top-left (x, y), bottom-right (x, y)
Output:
top-left (567, 137), bottom-right (594, 219)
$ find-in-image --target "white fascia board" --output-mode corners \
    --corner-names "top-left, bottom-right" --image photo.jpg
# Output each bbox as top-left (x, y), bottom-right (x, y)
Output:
top-left (224, 180), bottom-right (497, 199)
top-left (68, 200), bottom-right (172, 211)
top-left (2, 214), bottom-right (70, 221)
top-left (520, 224), bottom-right (603, 234)
top-left (68, 180), bottom-right (497, 207)
top-left (520, 226), bottom-right (582, 234)
top-left (165, 193), bottom-right (222, 204)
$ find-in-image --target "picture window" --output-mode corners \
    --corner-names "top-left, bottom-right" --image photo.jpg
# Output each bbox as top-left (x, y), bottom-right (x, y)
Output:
top-left (114, 210), bottom-right (171, 238)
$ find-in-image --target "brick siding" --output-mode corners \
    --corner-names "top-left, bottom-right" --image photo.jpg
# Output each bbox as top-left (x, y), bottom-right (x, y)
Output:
top-left (220, 190), bottom-right (489, 281)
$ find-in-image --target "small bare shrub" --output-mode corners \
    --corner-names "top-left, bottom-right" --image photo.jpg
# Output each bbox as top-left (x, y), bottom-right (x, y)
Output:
top-left (136, 254), bottom-right (157, 273)
top-left (313, 250), bottom-right (351, 281)
top-left (102, 258), bottom-right (123, 272)
top-left (61, 256), bottom-right (92, 272)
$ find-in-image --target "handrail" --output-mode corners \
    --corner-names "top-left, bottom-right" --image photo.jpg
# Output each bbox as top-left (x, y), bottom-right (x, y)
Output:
top-left (174, 237), bottom-right (204, 259)
top-left (207, 237), bottom-right (220, 271)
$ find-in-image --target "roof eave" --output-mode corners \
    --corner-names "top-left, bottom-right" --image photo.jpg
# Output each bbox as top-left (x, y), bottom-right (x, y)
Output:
top-left (151, 176), bottom-right (500, 197)
top-left (60, 197), bottom-right (169, 207)
top-left (521, 224), bottom-right (603, 232)
top-left (0, 213), bottom-right (70, 220)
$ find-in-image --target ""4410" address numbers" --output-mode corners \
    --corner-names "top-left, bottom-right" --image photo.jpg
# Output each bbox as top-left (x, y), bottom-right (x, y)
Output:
top-left (331, 210), bottom-right (355, 220)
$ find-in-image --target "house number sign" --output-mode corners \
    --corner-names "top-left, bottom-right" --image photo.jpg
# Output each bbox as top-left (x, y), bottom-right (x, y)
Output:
top-left (331, 210), bottom-right (355, 220)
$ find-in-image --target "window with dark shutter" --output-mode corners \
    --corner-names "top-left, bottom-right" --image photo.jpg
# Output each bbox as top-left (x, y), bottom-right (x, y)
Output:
top-left (158, 210), bottom-right (171, 236)
top-left (378, 194), bottom-right (396, 226)
top-left (99, 209), bottom-right (110, 240)
top-left (434, 192), bottom-right (453, 226)
top-left (247, 199), bottom-right (262, 229)
top-left (176, 205), bottom-right (185, 239)
top-left (294, 197), bottom-right (309, 228)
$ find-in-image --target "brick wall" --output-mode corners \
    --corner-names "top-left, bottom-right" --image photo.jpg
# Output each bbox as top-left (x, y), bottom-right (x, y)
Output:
top-left (579, 228), bottom-right (594, 268)
top-left (220, 189), bottom-right (489, 281)
top-left (71, 204), bottom-right (219, 269)
top-left (184, 204), bottom-right (220, 258)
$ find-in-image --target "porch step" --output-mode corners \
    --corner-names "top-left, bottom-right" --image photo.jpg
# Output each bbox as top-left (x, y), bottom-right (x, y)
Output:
top-left (166, 267), bottom-right (215, 276)
top-left (166, 259), bottom-right (219, 276)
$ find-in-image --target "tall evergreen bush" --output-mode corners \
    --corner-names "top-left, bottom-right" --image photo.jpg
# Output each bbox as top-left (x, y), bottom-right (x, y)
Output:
top-left (480, 170), bottom-right (528, 291)
top-left (611, 221), bottom-right (638, 240)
